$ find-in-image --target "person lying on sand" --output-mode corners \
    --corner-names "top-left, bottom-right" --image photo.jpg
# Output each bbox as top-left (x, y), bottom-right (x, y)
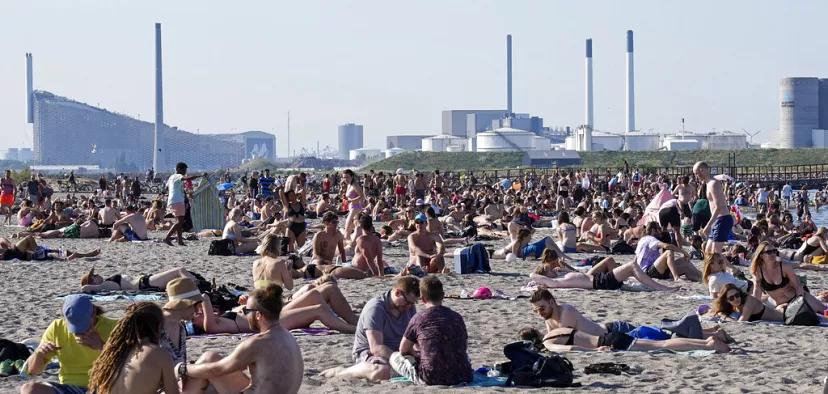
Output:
top-left (80, 267), bottom-right (194, 293)
top-left (540, 326), bottom-right (730, 353)
top-left (530, 251), bottom-right (680, 292)
top-left (0, 235), bottom-right (99, 261)
top-left (712, 283), bottom-right (784, 322)
top-left (178, 284), bottom-right (304, 394)
top-left (493, 229), bottom-right (574, 261)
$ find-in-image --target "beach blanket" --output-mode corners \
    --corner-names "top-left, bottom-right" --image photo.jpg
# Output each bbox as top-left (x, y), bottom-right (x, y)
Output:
top-left (569, 348), bottom-right (716, 357)
top-left (637, 188), bottom-right (674, 227)
top-left (187, 328), bottom-right (339, 339)
top-left (130, 238), bottom-right (160, 243)
top-left (520, 281), bottom-right (653, 293)
top-left (390, 374), bottom-right (508, 387)
top-left (57, 291), bottom-right (166, 302)
top-left (677, 295), bottom-right (715, 301)
top-left (702, 314), bottom-right (828, 327)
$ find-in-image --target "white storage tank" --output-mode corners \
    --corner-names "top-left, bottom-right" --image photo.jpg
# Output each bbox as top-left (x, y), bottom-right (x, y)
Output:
top-left (385, 147), bottom-right (406, 158)
top-left (533, 136), bottom-right (551, 150)
top-left (704, 133), bottom-right (747, 150)
top-left (565, 136), bottom-right (577, 150)
top-left (349, 148), bottom-right (381, 160)
top-left (624, 133), bottom-right (661, 151)
top-left (476, 127), bottom-right (536, 152)
top-left (446, 145), bottom-right (465, 152)
top-left (664, 139), bottom-right (701, 151)
top-left (813, 129), bottom-right (828, 148)
top-left (422, 135), bottom-right (467, 152)
top-left (467, 137), bottom-right (477, 152)
top-left (591, 132), bottom-right (624, 151)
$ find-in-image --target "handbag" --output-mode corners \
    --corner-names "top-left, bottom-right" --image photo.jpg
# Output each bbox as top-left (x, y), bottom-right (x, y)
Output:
top-left (784, 295), bottom-right (820, 326)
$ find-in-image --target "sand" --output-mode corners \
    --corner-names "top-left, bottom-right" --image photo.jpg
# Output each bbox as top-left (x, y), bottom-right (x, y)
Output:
top-left (1, 223), bottom-right (827, 394)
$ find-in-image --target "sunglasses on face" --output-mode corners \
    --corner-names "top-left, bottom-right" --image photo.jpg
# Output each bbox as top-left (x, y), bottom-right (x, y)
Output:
top-left (402, 294), bottom-right (417, 306)
top-left (726, 292), bottom-right (741, 302)
top-left (242, 307), bottom-right (259, 315)
top-left (762, 249), bottom-right (779, 256)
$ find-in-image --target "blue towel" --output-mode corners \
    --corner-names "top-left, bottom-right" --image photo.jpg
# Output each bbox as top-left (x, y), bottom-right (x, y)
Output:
top-left (57, 293), bottom-right (166, 302)
top-left (390, 374), bottom-right (507, 387)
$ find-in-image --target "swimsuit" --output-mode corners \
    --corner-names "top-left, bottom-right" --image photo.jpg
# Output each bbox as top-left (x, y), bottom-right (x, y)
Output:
top-left (347, 191), bottom-right (363, 210)
top-left (520, 237), bottom-right (550, 259)
top-left (62, 223), bottom-right (81, 239)
top-left (748, 305), bottom-right (766, 322)
top-left (759, 263), bottom-right (790, 292)
top-left (708, 214), bottom-right (734, 243)
top-left (592, 271), bottom-right (623, 290)
top-left (597, 331), bottom-right (635, 350)
top-left (160, 323), bottom-right (187, 364)
top-left (123, 228), bottom-right (144, 241)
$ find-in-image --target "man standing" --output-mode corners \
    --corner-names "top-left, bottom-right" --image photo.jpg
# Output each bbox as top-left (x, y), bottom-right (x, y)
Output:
top-left (258, 169), bottom-right (275, 198)
top-left (163, 162), bottom-right (207, 246)
top-left (694, 161), bottom-right (733, 255)
top-left (782, 182), bottom-right (793, 210)
top-left (323, 277), bottom-right (420, 381)
top-left (26, 175), bottom-right (40, 208)
top-left (179, 284), bottom-right (304, 394)
top-left (312, 212), bottom-right (347, 265)
top-left (391, 275), bottom-right (472, 386)
top-left (1, 170), bottom-right (15, 224)
top-left (394, 170), bottom-right (407, 208)
top-left (20, 295), bottom-right (118, 394)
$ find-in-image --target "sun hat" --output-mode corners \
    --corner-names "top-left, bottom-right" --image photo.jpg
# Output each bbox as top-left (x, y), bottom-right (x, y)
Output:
top-left (80, 267), bottom-right (96, 286)
top-left (472, 287), bottom-right (493, 300)
top-left (163, 278), bottom-right (203, 310)
top-left (396, 168), bottom-right (405, 175)
top-left (63, 294), bottom-right (94, 334)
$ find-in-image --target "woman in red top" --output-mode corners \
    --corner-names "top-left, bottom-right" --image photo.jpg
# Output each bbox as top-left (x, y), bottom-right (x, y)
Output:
top-left (0, 170), bottom-right (16, 225)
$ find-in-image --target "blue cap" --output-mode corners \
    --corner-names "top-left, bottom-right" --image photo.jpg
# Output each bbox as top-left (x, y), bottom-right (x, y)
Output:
top-left (63, 294), bottom-right (94, 334)
top-left (415, 213), bottom-right (428, 222)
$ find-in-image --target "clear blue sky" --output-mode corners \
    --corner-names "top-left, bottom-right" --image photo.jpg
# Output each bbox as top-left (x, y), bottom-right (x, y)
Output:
top-left (1, 1), bottom-right (825, 156)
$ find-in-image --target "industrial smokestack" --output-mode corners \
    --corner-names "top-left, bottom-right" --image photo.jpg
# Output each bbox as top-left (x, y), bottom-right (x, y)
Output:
top-left (584, 39), bottom-right (593, 151)
top-left (153, 23), bottom-right (166, 172)
top-left (506, 34), bottom-right (512, 117)
top-left (625, 30), bottom-right (635, 134)
top-left (26, 53), bottom-right (33, 124)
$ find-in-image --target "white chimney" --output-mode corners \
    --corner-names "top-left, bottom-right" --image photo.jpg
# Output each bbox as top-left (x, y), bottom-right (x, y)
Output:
top-left (584, 39), bottom-right (593, 151)
top-left (626, 30), bottom-right (635, 134)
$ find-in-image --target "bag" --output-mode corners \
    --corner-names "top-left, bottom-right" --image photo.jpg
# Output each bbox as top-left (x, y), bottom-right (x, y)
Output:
top-left (188, 271), bottom-right (213, 293)
top-left (453, 243), bottom-right (491, 274)
top-left (0, 339), bottom-right (31, 363)
top-left (784, 295), bottom-right (820, 326)
top-left (503, 341), bottom-right (577, 388)
top-left (208, 239), bottom-right (236, 256)
top-left (609, 240), bottom-right (635, 255)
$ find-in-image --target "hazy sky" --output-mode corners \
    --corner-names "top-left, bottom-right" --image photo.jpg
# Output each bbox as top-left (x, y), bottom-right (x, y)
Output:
top-left (1, 1), bottom-right (825, 156)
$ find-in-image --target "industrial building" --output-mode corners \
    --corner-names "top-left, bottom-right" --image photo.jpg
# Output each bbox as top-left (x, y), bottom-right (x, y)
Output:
top-left (778, 77), bottom-right (828, 148)
top-left (442, 110), bottom-right (506, 137)
top-left (386, 135), bottom-right (431, 150)
top-left (522, 150), bottom-right (581, 168)
top-left (337, 123), bottom-right (364, 159)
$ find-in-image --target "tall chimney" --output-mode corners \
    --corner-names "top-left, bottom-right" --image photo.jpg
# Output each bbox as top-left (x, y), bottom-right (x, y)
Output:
top-left (625, 30), bottom-right (635, 134)
top-left (584, 39), bottom-right (593, 151)
top-left (506, 34), bottom-right (512, 117)
top-left (26, 53), bottom-right (33, 124)
top-left (153, 23), bottom-right (166, 172)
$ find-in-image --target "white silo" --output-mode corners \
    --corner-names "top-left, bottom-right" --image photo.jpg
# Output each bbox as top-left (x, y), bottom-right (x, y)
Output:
top-left (533, 136), bottom-right (551, 150)
top-left (476, 127), bottom-right (536, 152)
top-left (349, 148), bottom-right (381, 160)
top-left (422, 135), bottom-right (466, 152)
top-left (624, 133), bottom-right (661, 151)
top-left (385, 147), bottom-right (406, 158)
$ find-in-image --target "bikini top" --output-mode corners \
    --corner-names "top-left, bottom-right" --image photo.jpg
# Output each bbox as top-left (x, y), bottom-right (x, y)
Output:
top-left (105, 274), bottom-right (122, 286)
top-left (286, 202), bottom-right (305, 218)
top-left (547, 329), bottom-right (577, 346)
top-left (759, 263), bottom-right (789, 292)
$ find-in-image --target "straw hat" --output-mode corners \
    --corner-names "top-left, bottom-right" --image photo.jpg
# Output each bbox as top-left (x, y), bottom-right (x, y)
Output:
top-left (80, 267), bottom-right (96, 286)
top-left (163, 278), bottom-right (203, 310)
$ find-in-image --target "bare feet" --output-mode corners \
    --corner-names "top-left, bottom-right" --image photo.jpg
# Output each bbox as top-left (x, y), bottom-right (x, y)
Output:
top-left (320, 366), bottom-right (345, 378)
top-left (707, 337), bottom-right (731, 353)
top-left (177, 240), bottom-right (187, 246)
top-left (163, 238), bottom-right (174, 246)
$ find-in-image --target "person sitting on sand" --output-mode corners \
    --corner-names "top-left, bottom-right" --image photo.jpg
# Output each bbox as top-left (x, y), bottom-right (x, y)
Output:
top-left (179, 283), bottom-right (304, 394)
top-left (353, 215), bottom-right (384, 276)
top-left (713, 283), bottom-right (784, 322)
top-left (80, 267), bottom-right (195, 293)
top-left (530, 251), bottom-right (679, 292)
top-left (751, 241), bottom-right (826, 312)
top-left (20, 295), bottom-right (118, 394)
top-left (390, 275), bottom-right (473, 386)
top-left (636, 222), bottom-right (701, 282)
top-left (556, 211), bottom-right (578, 253)
top-left (312, 212), bottom-right (348, 265)
top-left (792, 227), bottom-right (828, 263)
top-left (223, 208), bottom-right (260, 255)
top-left (493, 229), bottom-right (573, 261)
top-left (108, 204), bottom-right (149, 242)
top-left (323, 277), bottom-right (420, 381)
top-left (577, 211), bottom-right (613, 253)
top-left (702, 253), bottom-right (751, 298)
top-left (408, 214), bottom-right (446, 273)
top-left (98, 198), bottom-right (120, 228)
top-left (17, 199), bottom-right (36, 228)
top-left (86, 302), bottom-right (179, 394)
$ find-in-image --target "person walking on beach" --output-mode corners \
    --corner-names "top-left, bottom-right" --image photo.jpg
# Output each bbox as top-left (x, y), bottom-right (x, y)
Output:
top-left (1, 170), bottom-right (16, 225)
top-left (163, 162), bottom-right (207, 246)
top-left (177, 283), bottom-right (304, 394)
top-left (694, 161), bottom-right (733, 255)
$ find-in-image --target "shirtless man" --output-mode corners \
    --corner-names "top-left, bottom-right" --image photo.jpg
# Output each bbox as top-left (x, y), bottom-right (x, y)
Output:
top-left (694, 161), bottom-right (733, 255)
top-left (312, 212), bottom-right (347, 265)
top-left (284, 173), bottom-right (306, 194)
top-left (431, 170), bottom-right (444, 195)
top-left (407, 214), bottom-right (445, 273)
top-left (179, 283), bottom-right (304, 394)
top-left (413, 173), bottom-right (427, 201)
top-left (354, 215), bottom-right (384, 276)
top-left (393, 170), bottom-right (408, 208)
top-left (109, 205), bottom-right (149, 242)
top-left (672, 176), bottom-right (694, 220)
top-left (315, 193), bottom-right (335, 216)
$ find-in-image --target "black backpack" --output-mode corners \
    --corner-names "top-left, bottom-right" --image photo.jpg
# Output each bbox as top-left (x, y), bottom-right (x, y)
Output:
top-left (0, 339), bottom-right (31, 363)
top-left (503, 341), bottom-right (578, 388)
top-left (208, 239), bottom-right (236, 256)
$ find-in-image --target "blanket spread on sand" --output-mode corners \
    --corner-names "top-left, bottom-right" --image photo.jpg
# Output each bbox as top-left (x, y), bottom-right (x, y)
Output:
top-left (390, 374), bottom-right (508, 387)
top-left (56, 291), bottom-right (166, 301)
top-left (187, 328), bottom-right (339, 339)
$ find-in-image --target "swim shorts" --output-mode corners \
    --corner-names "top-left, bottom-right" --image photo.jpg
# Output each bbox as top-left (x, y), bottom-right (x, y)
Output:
top-left (658, 206), bottom-right (681, 229)
top-left (604, 321), bottom-right (637, 334)
top-left (0, 194), bottom-right (13, 205)
top-left (592, 271), bottom-right (623, 291)
top-left (597, 331), bottom-right (635, 351)
top-left (395, 186), bottom-right (406, 195)
top-left (62, 224), bottom-right (81, 239)
top-left (645, 263), bottom-right (672, 280)
top-left (563, 246), bottom-right (577, 253)
top-left (708, 214), bottom-right (734, 243)
top-left (169, 202), bottom-right (186, 217)
top-left (123, 228), bottom-right (145, 241)
top-left (521, 237), bottom-right (549, 259)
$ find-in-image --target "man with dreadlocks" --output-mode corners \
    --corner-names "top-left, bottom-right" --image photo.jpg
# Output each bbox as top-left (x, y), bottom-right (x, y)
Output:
top-left (20, 295), bottom-right (118, 394)
top-left (86, 302), bottom-right (179, 394)
top-left (177, 283), bottom-right (304, 394)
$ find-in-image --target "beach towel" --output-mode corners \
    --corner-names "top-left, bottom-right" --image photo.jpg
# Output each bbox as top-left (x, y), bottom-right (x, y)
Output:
top-left (702, 314), bottom-right (828, 327)
top-left (520, 281), bottom-right (653, 293)
top-left (390, 374), bottom-right (508, 387)
top-left (130, 238), bottom-right (160, 243)
top-left (568, 348), bottom-right (716, 357)
top-left (637, 188), bottom-right (674, 227)
top-left (677, 295), bottom-right (715, 301)
top-left (187, 328), bottom-right (339, 340)
top-left (57, 291), bottom-right (166, 302)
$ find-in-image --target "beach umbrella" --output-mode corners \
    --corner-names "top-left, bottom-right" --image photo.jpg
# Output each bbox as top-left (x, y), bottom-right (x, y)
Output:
top-left (216, 182), bottom-right (234, 191)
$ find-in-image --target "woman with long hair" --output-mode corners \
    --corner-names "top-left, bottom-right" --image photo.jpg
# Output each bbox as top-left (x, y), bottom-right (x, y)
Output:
top-left (793, 226), bottom-right (828, 263)
top-left (278, 183), bottom-right (308, 253)
top-left (702, 253), bottom-right (750, 298)
top-left (556, 211), bottom-right (578, 253)
top-left (342, 169), bottom-right (364, 240)
top-left (222, 208), bottom-right (259, 255)
top-left (751, 241), bottom-right (825, 312)
top-left (530, 251), bottom-right (678, 292)
top-left (87, 302), bottom-right (179, 394)
top-left (712, 283), bottom-right (783, 322)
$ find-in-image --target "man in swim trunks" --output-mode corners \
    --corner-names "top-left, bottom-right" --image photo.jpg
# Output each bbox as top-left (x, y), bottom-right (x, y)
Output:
top-left (408, 214), bottom-right (445, 273)
top-left (108, 204), bottom-right (149, 242)
top-left (430, 170), bottom-right (444, 195)
top-left (694, 161), bottom-right (733, 255)
top-left (97, 199), bottom-right (120, 228)
top-left (312, 212), bottom-right (347, 265)
top-left (354, 215), bottom-right (384, 276)
top-left (394, 170), bottom-right (408, 208)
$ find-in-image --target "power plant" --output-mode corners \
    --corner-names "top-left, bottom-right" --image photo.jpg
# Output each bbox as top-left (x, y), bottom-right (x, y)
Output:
top-left (778, 77), bottom-right (828, 148)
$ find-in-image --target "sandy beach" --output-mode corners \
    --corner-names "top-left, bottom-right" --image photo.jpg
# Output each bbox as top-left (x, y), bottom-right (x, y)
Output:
top-left (1, 223), bottom-right (826, 394)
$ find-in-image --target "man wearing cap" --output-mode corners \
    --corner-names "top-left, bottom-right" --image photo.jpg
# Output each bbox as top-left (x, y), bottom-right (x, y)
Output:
top-left (20, 295), bottom-right (118, 394)
top-left (163, 162), bottom-right (208, 246)
top-left (408, 213), bottom-right (446, 273)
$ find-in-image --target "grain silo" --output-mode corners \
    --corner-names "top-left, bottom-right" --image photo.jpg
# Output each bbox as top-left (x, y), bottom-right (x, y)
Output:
top-left (779, 77), bottom-right (819, 148)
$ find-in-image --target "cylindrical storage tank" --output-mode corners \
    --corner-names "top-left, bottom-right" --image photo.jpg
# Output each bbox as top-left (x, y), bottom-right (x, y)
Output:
top-left (476, 128), bottom-right (536, 152)
top-left (665, 139), bottom-right (701, 151)
top-left (467, 137), bottom-right (476, 152)
top-left (591, 134), bottom-right (624, 151)
top-left (533, 136), bottom-right (551, 150)
top-left (624, 134), bottom-right (660, 151)
top-left (338, 124), bottom-right (364, 159)
top-left (705, 134), bottom-right (747, 150)
top-left (779, 77), bottom-right (819, 148)
top-left (446, 145), bottom-right (464, 152)
top-left (812, 129), bottom-right (828, 148)
top-left (385, 147), bottom-right (405, 158)
top-left (349, 148), bottom-right (380, 160)
top-left (422, 135), bottom-right (465, 152)
top-left (820, 79), bottom-right (828, 130)
top-left (565, 136), bottom-right (577, 150)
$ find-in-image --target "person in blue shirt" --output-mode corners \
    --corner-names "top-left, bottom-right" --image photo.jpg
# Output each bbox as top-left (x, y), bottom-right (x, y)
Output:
top-left (259, 169), bottom-right (275, 198)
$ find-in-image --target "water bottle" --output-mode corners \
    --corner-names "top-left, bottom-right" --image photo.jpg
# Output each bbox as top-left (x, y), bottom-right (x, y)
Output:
top-left (460, 289), bottom-right (468, 299)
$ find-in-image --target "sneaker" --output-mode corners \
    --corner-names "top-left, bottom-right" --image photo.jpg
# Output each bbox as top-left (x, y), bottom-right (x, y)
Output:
top-left (14, 359), bottom-right (25, 375)
top-left (0, 359), bottom-right (14, 377)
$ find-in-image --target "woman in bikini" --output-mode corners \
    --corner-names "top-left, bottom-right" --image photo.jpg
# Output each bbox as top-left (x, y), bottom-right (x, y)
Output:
top-left (144, 199), bottom-right (169, 231)
top-left (342, 169), bottom-right (364, 241)
top-left (278, 184), bottom-right (308, 253)
top-left (80, 267), bottom-right (194, 293)
top-left (577, 211), bottom-right (611, 253)
top-left (750, 241), bottom-right (826, 312)
top-left (792, 227), bottom-right (828, 263)
top-left (556, 211), bottom-right (578, 253)
top-left (529, 251), bottom-right (678, 292)
top-left (712, 283), bottom-right (784, 322)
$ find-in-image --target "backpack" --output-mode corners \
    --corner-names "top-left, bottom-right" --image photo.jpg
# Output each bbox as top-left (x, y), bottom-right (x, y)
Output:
top-left (784, 295), bottom-right (820, 326)
top-left (453, 243), bottom-right (491, 274)
top-left (503, 341), bottom-right (578, 388)
top-left (0, 339), bottom-right (31, 363)
top-left (187, 270), bottom-right (213, 294)
top-left (610, 240), bottom-right (635, 255)
top-left (208, 239), bottom-right (236, 256)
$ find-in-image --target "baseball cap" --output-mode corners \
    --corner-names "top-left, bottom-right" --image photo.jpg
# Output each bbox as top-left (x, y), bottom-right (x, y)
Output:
top-left (63, 295), bottom-right (94, 334)
top-left (416, 199), bottom-right (424, 206)
top-left (414, 213), bottom-right (428, 222)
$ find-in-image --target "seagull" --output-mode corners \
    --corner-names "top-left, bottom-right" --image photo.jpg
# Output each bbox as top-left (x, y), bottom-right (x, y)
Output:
top-left (91, 144), bottom-right (97, 154)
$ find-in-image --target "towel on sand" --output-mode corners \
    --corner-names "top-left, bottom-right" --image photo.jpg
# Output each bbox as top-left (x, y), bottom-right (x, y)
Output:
top-left (520, 281), bottom-right (653, 293)
top-left (57, 291), bottom-right (166, 302)
top-left (187, 328), bottom-right (339, 339)
top-left (391, 374), bottom-right (508, 387)
top-left (702, 314), bottom-right (828, 327)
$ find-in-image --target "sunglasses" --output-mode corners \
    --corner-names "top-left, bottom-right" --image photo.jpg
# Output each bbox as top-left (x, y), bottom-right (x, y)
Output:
top-left (762, 249), bottom-right (779, 256)
top-left (402, 294), bottom-right (417, 306)
top-left (242, 307), bottom-right (259, 315)
top-left (726, 293), bottom-right (742, 302)
top-left (414, 220), bottom-right (425, 224)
